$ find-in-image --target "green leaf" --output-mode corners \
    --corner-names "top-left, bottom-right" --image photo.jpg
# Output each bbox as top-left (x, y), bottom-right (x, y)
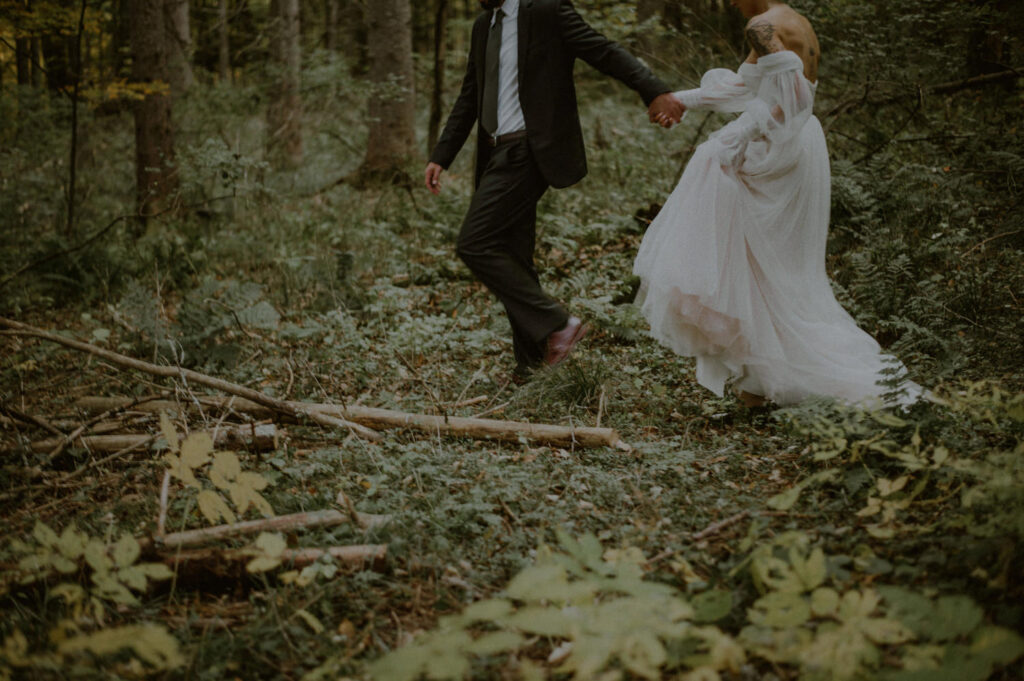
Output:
top-left (465, 631), bottom-right (524, 656)
top-left (57, 525), bottom-right (88, 560)
top-left (57, 624), bottom-right (184, 670)
top-left (811, 587), bottom-right (840, 618)
top-left (33, 521), bottom-right (59, 548)
top-left (767, 485), bottom-right (803, 511)
top-left (294, 609), bottom-right (325, 634)
top-left (792, 547), bottom-right (827, 591)
top-left (462, 598), bottom-right (513, 622)
top-left (692, 589), bottom-right (733, 623)
top-left (749, 591), bottom-right (811, 628)
top-left (503, 606), bottom-right (573, 637)
top-left (931, 595), bottom-right (983, 641)
top-left (878, 586), bottom-right (934, 637)
top-left (969, 626), bottom-right (1024, 667)
top-left (112, 534), bottom-right (140, 568)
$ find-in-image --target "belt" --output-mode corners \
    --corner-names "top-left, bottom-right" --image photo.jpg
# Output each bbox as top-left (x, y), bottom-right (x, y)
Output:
top-left (486, 129), bottom-right (528, 147)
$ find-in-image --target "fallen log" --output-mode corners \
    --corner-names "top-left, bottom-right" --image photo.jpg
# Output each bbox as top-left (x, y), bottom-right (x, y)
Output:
top-left (76, 396), bottom-right (632, 451)
top-left (25, 423), bottom-right (279, 454)
top-left (0, 317), bottom-right (382, 442)
top-left (144, 508), bottom-right (391, 551)
top-left (161, 543), bottom-right (388, 571)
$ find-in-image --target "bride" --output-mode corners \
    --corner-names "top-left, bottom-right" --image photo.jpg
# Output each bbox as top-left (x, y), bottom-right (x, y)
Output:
top-left (634, 0), bottom-right (921, 407)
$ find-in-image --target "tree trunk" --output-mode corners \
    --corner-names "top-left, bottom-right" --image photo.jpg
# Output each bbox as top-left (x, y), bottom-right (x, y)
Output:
top-left (267, 0), bottom-right (303, 167)
top-left (130, 0), bottom-right (179, 217)
top-left (30, 37), bottom-right (43, 87)
top-left (164, 0), bottom-right (195, 94)
top-left (362, 0), bottom-right (415, 177)
top-left (426, 0), bottom-right (448, 154)
top-left (218, 0), bottom-right (231, 82)
top-left (325, 0), bottom-right (338, 51)
top-left (340, 0), bottom-right (367, 72)
top-left (41, 35), bottom-right (74, 92)
top-left (636, 0), bottom-right (665, 57)
top-left (16, 38), bottom-right (31, 85)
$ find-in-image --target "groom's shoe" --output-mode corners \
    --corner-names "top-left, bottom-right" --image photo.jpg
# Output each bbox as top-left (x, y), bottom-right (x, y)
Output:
top-left (544, 317), bottom-right (590, 366)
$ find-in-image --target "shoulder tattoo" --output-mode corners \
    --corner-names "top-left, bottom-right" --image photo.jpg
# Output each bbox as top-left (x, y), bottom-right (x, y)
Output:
top-left (746, 20), bottom-right (781, 56)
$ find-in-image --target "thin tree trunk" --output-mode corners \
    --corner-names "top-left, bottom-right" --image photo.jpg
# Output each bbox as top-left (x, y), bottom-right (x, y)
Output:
top-left (362, 0), bottom-right (415, 177)
top-left (30, 37), bottom-right (43, 87)
top-left (267, 0), bottom-right (303, 167)
top-left (218, 0), bottom-right (231, 82)
top-left (427, 0), bottom-right (448, 155)
top-left (164, 0), bottom-right (195, 95)
top-left (325, 0), bottom-right (338, 51)
top-left (130, 0), bottom-right (179, 218)
top-left (67, 0), bottom-right (88, 238)
top-left (16, 38), bottom-right (31, 84)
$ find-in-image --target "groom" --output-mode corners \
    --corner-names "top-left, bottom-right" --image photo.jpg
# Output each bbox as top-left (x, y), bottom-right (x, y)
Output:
top-left (425, 0), bottom-right (683, 381)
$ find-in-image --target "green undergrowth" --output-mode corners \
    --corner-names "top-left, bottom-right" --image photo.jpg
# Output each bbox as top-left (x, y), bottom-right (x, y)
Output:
top-left (2, 7), bottom-right (1024, 677)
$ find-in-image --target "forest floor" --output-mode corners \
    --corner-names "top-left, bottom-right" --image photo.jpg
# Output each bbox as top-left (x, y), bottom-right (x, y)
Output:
top-left (1, 87), bottom-right (1022, 680)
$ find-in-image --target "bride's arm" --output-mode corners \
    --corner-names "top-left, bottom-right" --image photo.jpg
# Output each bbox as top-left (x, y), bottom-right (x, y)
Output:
top-left (672, 68), bottom-right (753, 113)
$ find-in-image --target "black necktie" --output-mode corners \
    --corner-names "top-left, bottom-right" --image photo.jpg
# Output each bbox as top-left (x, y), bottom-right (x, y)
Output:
top-left (482, 9), bottom-right (504, 136)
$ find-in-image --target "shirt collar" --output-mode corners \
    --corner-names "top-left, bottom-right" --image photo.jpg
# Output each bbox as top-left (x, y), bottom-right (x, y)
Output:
top-left (492, 0), bottom-right (518, 21)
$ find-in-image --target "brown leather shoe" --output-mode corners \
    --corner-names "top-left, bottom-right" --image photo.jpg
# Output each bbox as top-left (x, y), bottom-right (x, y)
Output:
top-left (544, 316), bottom-right (590, 366)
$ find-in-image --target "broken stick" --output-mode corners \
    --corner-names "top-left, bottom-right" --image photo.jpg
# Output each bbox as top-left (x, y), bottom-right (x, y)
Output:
top-left (26, 423), bottom-right (279, 455)
top-left (144, 508), bottom-right (391, 551)
top-left (0, 317), bottom-right (381, 441)
top-left (76, 396), bottom-right (632, 451)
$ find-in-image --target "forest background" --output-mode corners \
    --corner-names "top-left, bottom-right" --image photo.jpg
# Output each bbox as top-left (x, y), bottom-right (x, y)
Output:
top-left (0, 0), bottom-right (1023, 679)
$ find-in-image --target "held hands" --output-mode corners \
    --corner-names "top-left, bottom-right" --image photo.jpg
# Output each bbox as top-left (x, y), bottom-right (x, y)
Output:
top-left (648, 92), bottom-right (685, 129)
top-left (424, 162), bottom-right (444, 195)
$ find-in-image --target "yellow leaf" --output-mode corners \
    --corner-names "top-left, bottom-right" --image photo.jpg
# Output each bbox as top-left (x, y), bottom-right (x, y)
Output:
top-left (180, 432), bottom-right (213, 469)
top-left (159, 412), bottom-right (179, 453)
top-left (211, 450), bottom-right (241, 482)
top-left (197, 490), bottom-right (237, 525)
top-left (294, 609), bottom-right (325, 634)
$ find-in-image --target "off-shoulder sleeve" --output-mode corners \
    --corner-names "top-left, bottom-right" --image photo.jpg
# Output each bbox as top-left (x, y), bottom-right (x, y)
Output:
top-left (711, 51), bottom-right (814, 167)
top-left (672, 66), bottom-right (755, 113)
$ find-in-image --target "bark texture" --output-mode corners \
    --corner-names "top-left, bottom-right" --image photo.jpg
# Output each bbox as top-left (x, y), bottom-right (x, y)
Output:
top-left (130, 0), bottom-right (179, 216)
top-left (363, 0), bottom-right (416, 175)
top-left (164, 0), bottom-right (195, 94)
top-left (267, 0), bottom-right (303, 167)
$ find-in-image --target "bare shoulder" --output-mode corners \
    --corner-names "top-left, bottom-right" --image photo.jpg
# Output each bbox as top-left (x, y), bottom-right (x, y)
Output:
top-left (746, 5), bottom-right (820, 79)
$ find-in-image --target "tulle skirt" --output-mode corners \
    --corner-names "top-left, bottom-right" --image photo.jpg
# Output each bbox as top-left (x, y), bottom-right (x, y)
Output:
top-left (634, 116), bottom-right (921, 406)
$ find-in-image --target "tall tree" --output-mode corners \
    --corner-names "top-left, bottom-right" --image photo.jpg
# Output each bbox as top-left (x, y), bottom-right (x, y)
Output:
top-left (426, 0), bottom-right (448, 154)
top-left (267, 0), bottom-right (303, 166)
top-left (164, 0), bottom-right (194, 94)
top-left (15, 37), bottom-right (31, 85)
top-left (130, 0), bottom-right (179, 217)
top-left (218, 0), bottom-right (231, 81)
top-left (361, 0), bottom-right (415, 178)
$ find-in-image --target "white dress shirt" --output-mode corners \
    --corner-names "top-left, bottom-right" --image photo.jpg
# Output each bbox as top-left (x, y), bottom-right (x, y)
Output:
top-left (490, 0), bottom-right (526, 136)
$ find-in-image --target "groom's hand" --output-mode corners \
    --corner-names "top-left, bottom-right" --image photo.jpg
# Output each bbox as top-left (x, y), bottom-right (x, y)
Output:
top-left (648, 93), bottom-right (685, 128)
top-left (424, 162), bottom-right (444, 195)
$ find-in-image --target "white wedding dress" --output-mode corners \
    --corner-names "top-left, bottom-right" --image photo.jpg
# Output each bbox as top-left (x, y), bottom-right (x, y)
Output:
top-left (634, 51), bottom-right (920, 406)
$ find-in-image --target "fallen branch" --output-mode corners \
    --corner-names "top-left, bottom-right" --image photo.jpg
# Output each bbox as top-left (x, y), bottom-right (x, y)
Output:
top-left (145, 508), bottom-right (391, 551)
top-left (690, 511), bottom-right (750, 542)
top-left (75, 396), bottom-right (632, 451)
top-left (25, 424), bottom-right (279, 454)
top-left (0, 318), bottom-right (381, 441)
top-left (161, 543), bottom-right (388, 571)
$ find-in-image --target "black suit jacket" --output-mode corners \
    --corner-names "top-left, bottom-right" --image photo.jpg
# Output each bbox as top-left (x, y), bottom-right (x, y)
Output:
top-left (429, 0), bottom-right (670, 189)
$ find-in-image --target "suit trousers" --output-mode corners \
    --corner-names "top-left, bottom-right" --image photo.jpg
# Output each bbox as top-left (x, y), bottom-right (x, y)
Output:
top-left (456, 139), bottom-right (569, 373)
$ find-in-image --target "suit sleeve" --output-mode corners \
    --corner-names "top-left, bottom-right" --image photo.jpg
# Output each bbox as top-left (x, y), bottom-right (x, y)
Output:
top-left (557, 0), bottom-right (670, 106)
top-left (429, 28), bottom-right (480, 169)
